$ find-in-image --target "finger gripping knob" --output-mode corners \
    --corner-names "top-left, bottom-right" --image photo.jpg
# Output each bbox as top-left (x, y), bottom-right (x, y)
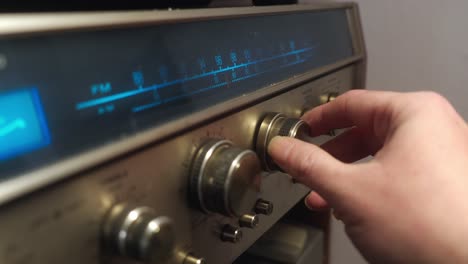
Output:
top-left (256, 113), bottom-right (310, 171)
top-left (190, 139), bottom-right (262, 217)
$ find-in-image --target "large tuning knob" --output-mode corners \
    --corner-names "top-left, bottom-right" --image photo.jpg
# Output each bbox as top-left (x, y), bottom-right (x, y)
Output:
top-left (256, 113), bottom-right (310, 171)
top-left (102, 204), bottom-right (177, 263)
top-left (189, 139), bottom-right (262, 217)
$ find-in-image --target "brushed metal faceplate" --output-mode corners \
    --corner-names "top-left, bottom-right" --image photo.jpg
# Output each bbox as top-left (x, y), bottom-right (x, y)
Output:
top-left (0, 66), bottom-right (357, 264)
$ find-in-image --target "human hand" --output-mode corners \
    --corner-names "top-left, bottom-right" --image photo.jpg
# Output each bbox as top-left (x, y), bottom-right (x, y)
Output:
top-left (268, 90), bottom-right (468, 263)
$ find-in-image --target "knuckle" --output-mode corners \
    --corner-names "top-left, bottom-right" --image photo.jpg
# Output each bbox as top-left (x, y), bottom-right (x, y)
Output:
top-left (334, 89), bottom-right (361, 104)
top-left (415, 91), bottom-right (450, 107)
top-left (292, 144), bottom-right (321, 180)
top-left (337, 89), bottom-right (368, 111)
top-left (280, 140), bottom-right (295, 163)
top-left (279, 139), bottom-right (298, 169)
top-left (297, 153), bottom-right (316, 178)
top-left (342, 89), bottom-right (367, 98)
top-left (403, 91), bottom-right (454, 119)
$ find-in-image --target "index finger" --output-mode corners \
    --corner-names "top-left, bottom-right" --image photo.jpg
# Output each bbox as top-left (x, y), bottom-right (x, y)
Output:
top-left (302, 90), bottom-right (399, 136)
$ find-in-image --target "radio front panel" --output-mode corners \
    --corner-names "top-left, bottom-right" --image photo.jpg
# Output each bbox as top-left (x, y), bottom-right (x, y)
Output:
top-left (0, 7), bottom-right (354, 182)
top-left (0, 66), bottom-right (356, 264)
top-left (0, 4), bottom-right (365, 264)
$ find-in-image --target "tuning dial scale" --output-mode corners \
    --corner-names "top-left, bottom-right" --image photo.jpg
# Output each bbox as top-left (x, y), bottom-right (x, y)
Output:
top-left (256, 113), bottom-right (310, 171)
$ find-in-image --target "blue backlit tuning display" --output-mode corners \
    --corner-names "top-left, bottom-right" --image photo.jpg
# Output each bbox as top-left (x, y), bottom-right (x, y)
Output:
top-left (75, 44), bottom-right (317, 113)
top-left (0, 88), bottom-right (50, 161)
top-left (0, 9), bottom-right (353, 178)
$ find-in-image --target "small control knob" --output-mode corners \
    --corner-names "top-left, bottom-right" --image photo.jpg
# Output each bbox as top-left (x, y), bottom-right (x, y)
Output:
top-left (256, 113), bottom-right (310, 171)
top-left (221, 224), bottom-right (243, 243)
top-left (102, 204), bottom-right (175, 263)
top-left (190, 139), bottom-right (262, 217)
top-left (254, 199), bottom-right (274, 215)
top-left (239, 214), bottom-right (259, 228)
top-left (184, 254), bottom-right (206, 264)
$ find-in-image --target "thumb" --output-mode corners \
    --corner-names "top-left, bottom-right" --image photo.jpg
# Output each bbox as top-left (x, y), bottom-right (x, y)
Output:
top-left (268, 136), bottom-right (359, 204)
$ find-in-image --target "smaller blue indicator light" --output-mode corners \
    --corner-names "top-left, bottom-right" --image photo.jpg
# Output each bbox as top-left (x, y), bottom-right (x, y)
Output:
top-left (132, 71), bottom-right (144, 89)
top-left (243, 49), bottom-right (251, 61)
top-left (215, 55), bottom-right (223, 68)
top-left (91, 82), bottom-right (112, 96)
top-left (213, 74), bottom-right (220, 84)
top-left (230, 52), bottom-right (238, 64)
top-left (198, 58), bottom-right (207, 73)
top-left (0, 88), bottom-right (51, 161)
top-left (289, 40), bottom-right (296, 50)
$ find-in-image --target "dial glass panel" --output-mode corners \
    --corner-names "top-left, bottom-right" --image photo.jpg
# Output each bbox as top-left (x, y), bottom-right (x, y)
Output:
top-left (0, 9), bottom-right (353, 179)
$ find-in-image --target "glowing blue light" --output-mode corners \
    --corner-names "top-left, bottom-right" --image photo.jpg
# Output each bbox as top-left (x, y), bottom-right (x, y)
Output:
top-left (230, 52), bottom-right (238, 65)
top-left (289, 40), bottom-right (296, 50)
top-left (132, 71), bottom-right (144, 89)
top-left (215, 55), bottom-right (223, 67)
top-left (0, 88), bottom-right (51, 161)
top-left (243, 49), bottom-right (251, 61)
top-left (91, 82), bottom-right (112, 96)
top-left (198, 58), bottom-right (207, 73)
top-left (231, 70), bottom-right (237, 79)
top-left (132, 81), bottom-right (229, 113)
top-left (75, 46), bottom-right (317, 111)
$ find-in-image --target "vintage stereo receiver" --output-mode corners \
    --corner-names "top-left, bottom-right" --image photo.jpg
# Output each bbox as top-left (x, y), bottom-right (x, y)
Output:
top-left (0, 4), bottom-right (365, 264)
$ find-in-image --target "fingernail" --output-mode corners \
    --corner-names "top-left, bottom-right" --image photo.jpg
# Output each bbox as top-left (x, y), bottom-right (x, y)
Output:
top-left (304, 193), bottom-right (314, 211)
top-left (304, 196), bottom-right (313, 210)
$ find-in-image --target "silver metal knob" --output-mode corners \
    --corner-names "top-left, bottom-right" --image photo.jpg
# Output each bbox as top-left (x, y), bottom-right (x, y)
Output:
top-left (190, 139), bottom-right (262, 217)
top-left (184, 254), bottom-right (206, 264)
top-left (256, 113), bottom-right (310, 171)
top-left (239, 214), bottom-right (259, 228)
top-left (255, 199), bottom-right (274, 215)
top-left (102, 204), bottom-right (175, 263)
top-left (221, 224), bottom-right (243, 243)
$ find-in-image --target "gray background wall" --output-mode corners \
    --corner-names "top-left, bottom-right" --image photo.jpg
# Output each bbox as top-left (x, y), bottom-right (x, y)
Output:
top-left (302, 0), bottom-right (468, 263)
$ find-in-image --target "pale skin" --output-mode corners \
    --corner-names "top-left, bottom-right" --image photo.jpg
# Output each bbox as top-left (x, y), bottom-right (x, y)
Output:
top-left (268, 90), bottom-right (468, 263)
